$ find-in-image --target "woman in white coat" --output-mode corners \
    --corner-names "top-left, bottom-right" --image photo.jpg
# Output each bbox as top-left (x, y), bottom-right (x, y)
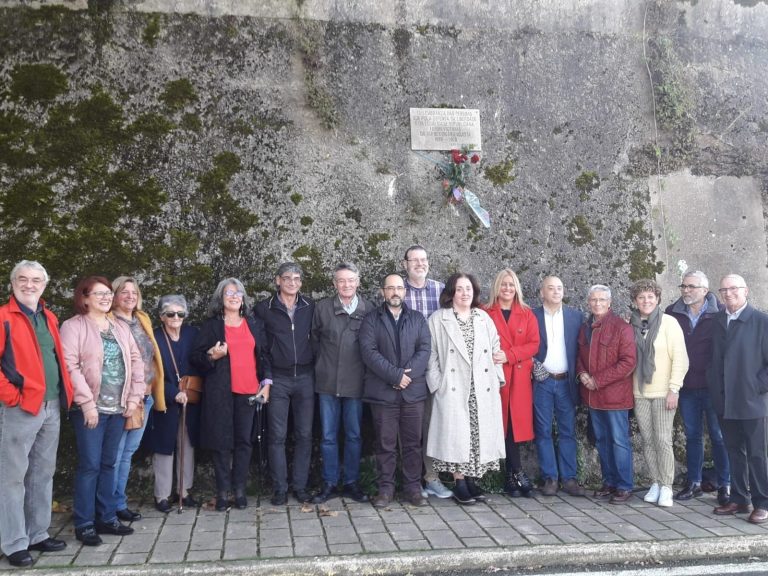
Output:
top-left (426, 272), bottom-right (506, 505)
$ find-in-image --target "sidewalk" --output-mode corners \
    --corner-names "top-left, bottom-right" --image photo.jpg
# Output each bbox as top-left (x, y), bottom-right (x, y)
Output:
top-left (4, 488), bottom-right (768, 574)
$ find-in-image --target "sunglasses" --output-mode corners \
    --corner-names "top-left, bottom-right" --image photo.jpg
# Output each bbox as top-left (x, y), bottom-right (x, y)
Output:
top-left (162, 311), bottom-right (187, 318)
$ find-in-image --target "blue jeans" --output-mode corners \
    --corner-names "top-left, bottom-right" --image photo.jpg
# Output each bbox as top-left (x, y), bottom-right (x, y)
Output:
top-left (318, 394), bottom-right (363, 486)
top-left (533, 377), bottom-right (578, 482)
top-left (114, 394), bottom-right (154, 510)
top-left (590, 408), bottom-right (633, 491)
top-left (679, 388), bottom-right (730, 486)
top-left (267, 371), bottom-right (314, 493)
top-left (72, 410), bottom-right (125, 529)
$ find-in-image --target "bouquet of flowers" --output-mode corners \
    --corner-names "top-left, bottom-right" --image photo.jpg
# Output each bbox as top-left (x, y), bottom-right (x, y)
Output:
top-left (439, 146), bottom-right (481, 205)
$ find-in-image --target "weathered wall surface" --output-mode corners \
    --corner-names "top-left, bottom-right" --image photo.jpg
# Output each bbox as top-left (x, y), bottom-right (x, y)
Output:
top-left (1, 0), bottom-right (767, 488)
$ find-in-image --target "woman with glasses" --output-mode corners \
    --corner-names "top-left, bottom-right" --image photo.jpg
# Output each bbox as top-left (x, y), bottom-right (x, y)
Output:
top-left (60, 277), bottom-right (146, 546)
top-left (146, 295), bottom-right (200, 512)
top-left (629, 279), bottom-right (689, 507)
top-left (110, 276), bottom-right (165, 522)
top-left (190, 278), bottom-right (271, 511)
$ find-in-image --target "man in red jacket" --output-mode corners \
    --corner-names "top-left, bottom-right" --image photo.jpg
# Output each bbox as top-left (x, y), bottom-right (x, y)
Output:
top-left (0, 260), bottom-right (74, 567)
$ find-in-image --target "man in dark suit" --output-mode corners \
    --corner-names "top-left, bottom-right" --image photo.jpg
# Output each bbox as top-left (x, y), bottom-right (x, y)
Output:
top-left (532, 276), bottom-right (586, 496)
top-left (708, 274), bottom-right (768, 523)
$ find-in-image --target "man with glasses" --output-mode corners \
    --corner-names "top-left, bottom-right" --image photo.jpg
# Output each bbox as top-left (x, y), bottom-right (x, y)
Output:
top-left (254, 262), bottom-right (315, 505)
top-left (0, 261), bottom-right (74, 567)
top-left (311, 263), bottom-right (371, 504)
top-left (576, 285), bottom-right (637, 504)
top-left (401, 245), bottom-right (451, 499)
top-left (665, 271), bottom-right (730, 504)
top-left (708, 274), bottom-right (768, 523)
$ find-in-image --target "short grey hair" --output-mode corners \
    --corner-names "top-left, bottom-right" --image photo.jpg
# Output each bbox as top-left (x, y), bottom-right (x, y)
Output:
top-left (10, 260), bottom-right (49, 284)
top-left (721, 273), bottom-right (748, 288)
top-left (333, 262), bottom-right (359, 278)
top-left (158, 294), bottom-right (188, 315)
top-left (683, 270), bottom-right (709, 289)
top-left (588, 284), bottom-right (612, 300)
top-left (276, 262), bottom-right (302, 278)
top-left (207, 277), bottom-right (250, 318)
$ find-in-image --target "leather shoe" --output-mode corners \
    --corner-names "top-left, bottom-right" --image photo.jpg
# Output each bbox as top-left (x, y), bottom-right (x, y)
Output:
top-left (405, 492), bottom-right (427, 507)
top-left (116, 508), bottom-right (141, 522)
top-left (28, 537), bottom-right (66, 552)
top-left (270, 491), bottom-right (287, 506)
top-left (234, 496), bottom-right (247, 509)
top-left (155, 499), bottom-right (172, 513)
top-left (293, 489), bottom-right (313, 504)
top-left (312, 483), bottom-right (340, 504)
top-left (594, 484), bottom-right (616, 500)
top-left (95, 519), bottom-right (134, 535)
top-left (562, 479), bottom-right (586, 497)
top-left (541, 478), bottom-right (558, 496)
top-left (609, 489), bottom-right (632, 504)
top-left (714, 501), bottom-right (752, 515)
top-left (215, 497), bottom-right (231, 512)
top-left (7, 550), bottom-right (33, 567)
top-left (75, 526), bottom-right (103, 546)
top-left (342, 483), bottom-right (370, 503)
top-left (372, 493), bottom-right (392, 508)
top-left (675, 482), bottom-right (702, 501)
top-left (717, 485), bottom-right (731, 506)
top-left (749, 508), bottom-right (768, 524)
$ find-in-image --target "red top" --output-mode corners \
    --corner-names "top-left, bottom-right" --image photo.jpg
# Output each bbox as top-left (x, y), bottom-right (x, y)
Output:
top-left (225, 320), bottom-right (259, 395)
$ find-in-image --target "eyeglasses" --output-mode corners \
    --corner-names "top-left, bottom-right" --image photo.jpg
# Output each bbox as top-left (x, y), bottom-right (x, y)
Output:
top-left (678, 284), bottom-right (703, 290)
top-left (279, 275), bottom-right (302, 284)
top-left (162, 311), bottom-right (187, 318)
top-left (383, 286), bottom-right (406, 292)
top-left (588, 298), bottom-right (609, 304)
top-left (718, 286), bottom-right (746, 294)
top-left (89, 291), bottom-right (113, 299)
top-left (14, 276), bottom-right (46, 286)
top-left (405, 258), bottom-right (428, 264)
top-left (224, 290), bottom-right (244, 298)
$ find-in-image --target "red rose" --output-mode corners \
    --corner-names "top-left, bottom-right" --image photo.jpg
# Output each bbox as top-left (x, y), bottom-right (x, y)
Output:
top-left (470, 154), bottom-right (480, 164)
top-left (451, 149), bottom-right (462, 164)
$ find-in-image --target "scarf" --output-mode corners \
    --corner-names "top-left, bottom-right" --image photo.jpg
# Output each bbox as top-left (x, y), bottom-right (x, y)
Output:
top-left (630, 306), bottom-right (662, 389)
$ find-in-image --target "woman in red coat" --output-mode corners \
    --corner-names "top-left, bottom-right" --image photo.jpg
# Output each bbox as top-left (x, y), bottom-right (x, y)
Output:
top-left (485, 269), bottom-right (540, 497)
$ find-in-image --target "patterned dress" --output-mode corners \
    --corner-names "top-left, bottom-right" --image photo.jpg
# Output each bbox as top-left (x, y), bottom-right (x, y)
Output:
top-left (433, 309), bottom-right (500, 477)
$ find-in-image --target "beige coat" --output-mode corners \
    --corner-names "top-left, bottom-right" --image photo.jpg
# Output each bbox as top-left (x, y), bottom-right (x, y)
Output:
top-left (426, 308), bottom-right (506, 464)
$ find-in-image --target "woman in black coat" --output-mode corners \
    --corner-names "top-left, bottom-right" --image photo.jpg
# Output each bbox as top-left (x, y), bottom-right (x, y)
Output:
top-left (190, 278), bottom-right (271, 511)
top-left (146, 295), bottom-right (200, 513)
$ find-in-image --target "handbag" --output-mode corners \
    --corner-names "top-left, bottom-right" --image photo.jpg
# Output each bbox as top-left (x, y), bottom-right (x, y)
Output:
top-left (162, 327), bottom-right (202, 405)
top-left (124, 397), bottom-right (145, 430)
top-left (532, 358), bottom-right (550, 382)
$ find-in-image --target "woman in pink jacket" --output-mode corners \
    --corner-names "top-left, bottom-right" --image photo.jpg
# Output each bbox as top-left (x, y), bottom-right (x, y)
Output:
top-left (60, 276), bottom-right (145, 547)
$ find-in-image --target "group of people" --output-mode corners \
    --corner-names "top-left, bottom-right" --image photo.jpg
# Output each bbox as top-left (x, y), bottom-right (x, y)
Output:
top-left (2, 249), bottom-right (768, 567)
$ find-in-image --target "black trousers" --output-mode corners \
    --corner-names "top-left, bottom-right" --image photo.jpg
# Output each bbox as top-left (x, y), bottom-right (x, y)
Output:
top-left (212, 393), bottom-right (255, 496)
top-left (720, 417), bottom-right (768, 509)
top-left (370, 401), bottom-right (424, 497)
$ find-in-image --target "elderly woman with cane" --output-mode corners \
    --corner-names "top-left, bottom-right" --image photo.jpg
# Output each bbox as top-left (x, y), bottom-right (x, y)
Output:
top-left (146, 295), bottom-right (200, 513)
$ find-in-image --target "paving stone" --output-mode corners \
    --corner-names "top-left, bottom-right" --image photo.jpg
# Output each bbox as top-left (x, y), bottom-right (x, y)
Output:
top-left (411, 514), bottom-right (450, 531)
top-left (111, 553), bottom-right (149, 565)
top-left (194, 516), bottom-right (226, 532)
top-left (556, 530), bottom-right (593, 543)
top-left (149, 543), bottom-right (187, 564)
top-left (449, 519), bottom-right (487, 538)
top-left (359, 532), bottom-right (398, 552)
top-left (352, 518), bottom-right (386, 534)
top-left (164, 511), bottom-right (197, 525)
top-left (647, 529), bottom-right (685, 539)
top-left (468, 511), bottom-right (510, 528)
top-left (675, 511), bottom-right (731, 528)
top-left (259, 547), bottom-right (294, 558)
top-left (513, 499), bottom-right (547, 511)
top-left (158, 523), bottom-right (193, 541)
top-left (259, 527), bottom-right (290, 544)
top-left (663, 520), bottom-right (719, 538)
top-left (582, 508), bottom-right (626, 524)
top-left (508, 518), bottom-right (549, 535)
top-left (623, 515), bottom-right (667, 531)
top-left (226, 521), bottom-right (258, 539)
top-left (325, 526), bottom-right (359, 544)
top-left (31, 554), bottom-right (76, 568)
top-left (132, 518), bottom-right (164, 533)
top-left (261, 515), bottom-right (290, 529)
top-left (190, 531), bottom-right (223, 550)
top-left (435, 506), bottom-right (474, 522)
top-left (526, 510), bottom-right (570, 525)
top-left (462, 536), bottom-right (497, 547)
top-left (704, 525), bottom-right (747, 536)
top-left (291, 519), bottom-right (323, 536)
top-left (329, 543), bottom-right (364, 554)
top-left (72, 552), bottom-right (113, 567)
top-left (186, 549), bottom-right (222, 562)
top-left (489, 527), bottom-right (528, 546)
top-left (294, 536), bottom-right (329, 556)
top-left (544, 502), bottom-right (585, 517)
top-left (396, 539), bottom-right (431, 551)
top-left (115, 534), bottom-right (156, 553)
top-left (523, 533), bottom-right (561, 545)
top-left (222, 539), bottom-right (259, 560)
top-left (587, 532), bottom-right (624, 542)
top-left (493, 504), bottom-right (535, 520)
top-left (378, 510), bottom-right (414, 524)
top-left (348, 506), bottom-right (381, 517)
top-left (605, 523), bottom-right (654, 540)
top-left (388, 522), bottom-right (424, 541)
top-left (422, 529), bottom-right (463, 549)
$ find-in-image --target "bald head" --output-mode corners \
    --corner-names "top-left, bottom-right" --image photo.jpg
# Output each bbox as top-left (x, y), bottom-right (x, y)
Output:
top-left (540, 276), bottom-right (564, 309)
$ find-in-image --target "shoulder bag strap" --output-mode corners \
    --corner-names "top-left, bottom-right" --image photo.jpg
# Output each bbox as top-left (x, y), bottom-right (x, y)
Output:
top-left (161, 327), bottom-right (182, 383)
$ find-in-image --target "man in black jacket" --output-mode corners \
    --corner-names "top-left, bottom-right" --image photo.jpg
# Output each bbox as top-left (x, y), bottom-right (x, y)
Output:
top-left (254, 262), bottom-right (315, 506)
top-left (359, 273), bottom-right (431, 508)
top-left (708, 274), bottom-right (768, 523)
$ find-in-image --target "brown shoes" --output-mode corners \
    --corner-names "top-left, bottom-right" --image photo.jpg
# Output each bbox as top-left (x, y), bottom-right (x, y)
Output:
top-left (713, 502), bottom-right (752, 515)
top-left (594, 484), bottom-right (616, 500)
top-left (372, 493), bottom-right (392, 508)
top-left (541, 478), bottom-right (558, 496)
top-left (609, 489), bottom-right (632, 504)
top-left (562, 479), bottom-right (586, 497)
top-left (405, 492), bottom-right (427, 507)
top-left (748, 508), bottom-right (768, 524)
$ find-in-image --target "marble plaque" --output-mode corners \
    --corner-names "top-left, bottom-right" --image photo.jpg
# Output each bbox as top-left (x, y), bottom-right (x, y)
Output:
top-left (410, 108), bottom-right (482, 151)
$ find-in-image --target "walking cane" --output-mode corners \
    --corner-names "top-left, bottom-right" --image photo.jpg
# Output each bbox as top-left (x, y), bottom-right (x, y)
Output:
top-left (177, 400), bottom-right (187, 514)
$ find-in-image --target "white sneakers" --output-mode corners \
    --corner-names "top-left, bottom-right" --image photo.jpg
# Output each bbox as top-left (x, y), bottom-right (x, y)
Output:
top-left (657, 486), bottom-right (674, 507)
top-left (644, 483), bottom-right (660, 503)
top-left (424, 479), bottom-right (453, 499)
top-left (643, 483), bottom-right (673, 506)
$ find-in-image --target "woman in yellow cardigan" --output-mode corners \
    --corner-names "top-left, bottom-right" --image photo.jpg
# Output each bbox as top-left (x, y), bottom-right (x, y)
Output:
top-left (111, 276), bottom-right (165, 522)
top-left (630, 279), bottom-right (689, 508)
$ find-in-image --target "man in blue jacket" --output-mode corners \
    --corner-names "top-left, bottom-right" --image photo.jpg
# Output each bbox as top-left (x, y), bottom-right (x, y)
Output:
top-left (665, 270), bottom-right (729, 504)
top-left (360, 273), bottom-right (431, 508)
top-left (254, 262), bottom-right (315, 506)
top-left (708, 274), bottom-right (768, 523)
top-left (532, 276), bottom-right (586, 497)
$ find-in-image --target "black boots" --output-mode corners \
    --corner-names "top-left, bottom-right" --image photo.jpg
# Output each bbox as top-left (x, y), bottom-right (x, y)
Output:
top-left (464, 477), bottom-right (487, 502)
top-left (504, 470), bottom-right (533, 498)
top-left (452, 479), bottom-right (476, 505)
